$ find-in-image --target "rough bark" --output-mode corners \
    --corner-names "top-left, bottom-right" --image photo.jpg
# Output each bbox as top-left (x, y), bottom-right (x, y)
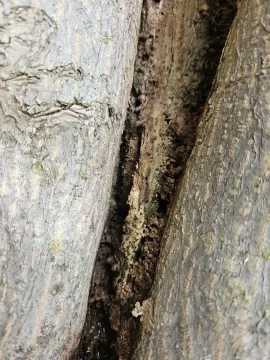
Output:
top-left (0, 1), bottom-right (142, 359)
top-left (117, 0), bottom-right (237, 306)
top-left (80, 0), bottom-right (236, 358)
top-left (108, 0), bottom-right (236, 358)
top-left (134, 0), bottom-right (270, 359)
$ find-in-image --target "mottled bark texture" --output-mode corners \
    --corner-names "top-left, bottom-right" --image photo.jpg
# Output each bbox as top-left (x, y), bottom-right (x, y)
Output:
top-left (0, 1), bottom-right (142, 359)
top-left (134, 0), bottom-right (270, 359)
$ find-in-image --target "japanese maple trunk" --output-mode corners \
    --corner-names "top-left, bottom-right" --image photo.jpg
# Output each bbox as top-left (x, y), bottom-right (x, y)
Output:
top-left (0, 1), bottom-right (141, 359)
top-left (134, 0), bottom-right (270, 359)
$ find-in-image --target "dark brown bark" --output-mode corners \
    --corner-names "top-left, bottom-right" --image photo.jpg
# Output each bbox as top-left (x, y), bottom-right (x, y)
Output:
top-left (134, 0), bottom-right (270, 359)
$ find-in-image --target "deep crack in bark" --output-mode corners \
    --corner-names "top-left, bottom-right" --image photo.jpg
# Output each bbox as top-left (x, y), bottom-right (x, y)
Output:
top-left (73, 0), bottom-right (238, 359)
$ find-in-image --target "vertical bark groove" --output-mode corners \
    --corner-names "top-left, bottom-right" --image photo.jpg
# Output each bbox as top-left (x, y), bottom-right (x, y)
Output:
top-left (134, 0), bottom-right (270, 359)
top-left (78, 0), bottom-right (237, 359)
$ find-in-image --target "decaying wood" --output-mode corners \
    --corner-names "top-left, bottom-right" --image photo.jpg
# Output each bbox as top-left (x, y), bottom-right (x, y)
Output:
top-left (134, 0), bottom-right (270, 359)
top-left (0, 1), bottom-right (142, 358)
top-left (109, 0), bottom-right (236, 358)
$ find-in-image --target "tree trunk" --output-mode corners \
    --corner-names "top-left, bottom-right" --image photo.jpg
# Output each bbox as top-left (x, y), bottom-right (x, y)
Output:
top-left (134, 0), bottom-right (270, 359)
top-left (0, 1), bottom-right (142, 359)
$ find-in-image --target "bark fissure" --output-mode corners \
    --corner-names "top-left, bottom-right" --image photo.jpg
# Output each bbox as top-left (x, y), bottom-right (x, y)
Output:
top-left (134, 0), bottom-right (270, 359)
top-left (76, 0), bottom-right (238, 359)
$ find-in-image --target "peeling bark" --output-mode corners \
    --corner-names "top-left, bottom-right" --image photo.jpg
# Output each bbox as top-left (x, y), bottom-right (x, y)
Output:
top-left (0, 1), bottom-right (142, 359)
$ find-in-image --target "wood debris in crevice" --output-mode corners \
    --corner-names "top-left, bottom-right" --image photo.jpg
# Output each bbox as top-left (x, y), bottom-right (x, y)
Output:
top-left (74, 0), bottom-right (238, 359)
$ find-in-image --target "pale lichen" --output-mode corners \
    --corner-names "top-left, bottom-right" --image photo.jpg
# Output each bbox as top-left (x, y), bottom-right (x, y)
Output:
top-left (234, 284), bottom-right (251, 305)
top-left (49, 238), bottom-right (62, 255)
top-left (32, 162), bottom-right (44, 174)
top-left (80, 173), bottom-right (89, 180)
top-left (262, 248), bottom-right (270, 260)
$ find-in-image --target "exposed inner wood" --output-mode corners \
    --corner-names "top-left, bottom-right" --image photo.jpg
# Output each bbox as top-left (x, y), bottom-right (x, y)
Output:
top-left (74, 0), bottom-right (238, 359)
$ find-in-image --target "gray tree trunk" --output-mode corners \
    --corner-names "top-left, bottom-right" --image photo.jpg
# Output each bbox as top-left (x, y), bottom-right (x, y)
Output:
top-left (134, 0), bottom-right (270, 359)
top-left (0, 1), bottom-right (142, 359)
